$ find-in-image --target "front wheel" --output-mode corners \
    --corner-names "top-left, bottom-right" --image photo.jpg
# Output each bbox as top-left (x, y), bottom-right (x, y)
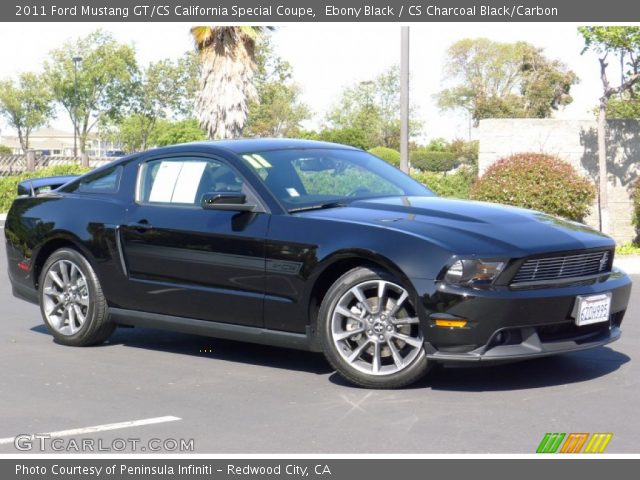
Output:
top-left (39, 248), bottom-right (115, 346)
top-left (319, 267), bottom-right (430, 389)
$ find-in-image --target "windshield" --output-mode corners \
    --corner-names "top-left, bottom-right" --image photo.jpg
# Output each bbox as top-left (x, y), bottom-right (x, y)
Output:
top-left (240, 148), bottom-right (434, 211)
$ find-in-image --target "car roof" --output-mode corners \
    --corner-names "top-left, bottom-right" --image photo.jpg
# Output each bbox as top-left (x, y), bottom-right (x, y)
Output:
top-left (179, 138), bottom-right (360, 154)
top-left (95, 139), bottom-right (362, 171)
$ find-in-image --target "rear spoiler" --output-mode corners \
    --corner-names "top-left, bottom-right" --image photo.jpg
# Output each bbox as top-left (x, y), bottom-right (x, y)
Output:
top-left (17, 175), bottom-right (80, 197)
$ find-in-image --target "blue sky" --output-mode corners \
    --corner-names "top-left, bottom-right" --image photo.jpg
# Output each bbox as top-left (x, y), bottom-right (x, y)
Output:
top-left (0, 22), bottom-right (614, 143)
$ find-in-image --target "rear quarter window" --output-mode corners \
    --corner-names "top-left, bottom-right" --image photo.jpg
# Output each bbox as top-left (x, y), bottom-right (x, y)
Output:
top-left (67, 166), bottom-right (122, 194)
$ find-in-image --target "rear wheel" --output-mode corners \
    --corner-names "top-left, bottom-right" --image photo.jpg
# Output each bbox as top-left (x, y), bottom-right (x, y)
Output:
top-left (39, 248), bottom-right (115, 346)
top-left (319, 267), bottom-right (430, 388)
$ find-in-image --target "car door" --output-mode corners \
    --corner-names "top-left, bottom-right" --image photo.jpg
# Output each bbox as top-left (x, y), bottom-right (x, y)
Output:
top-left (118, 154), bottom-right (269, 327)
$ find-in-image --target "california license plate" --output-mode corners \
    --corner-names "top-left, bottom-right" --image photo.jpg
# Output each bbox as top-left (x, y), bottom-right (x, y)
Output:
top-left (574, 293), bottom-right (612, 326)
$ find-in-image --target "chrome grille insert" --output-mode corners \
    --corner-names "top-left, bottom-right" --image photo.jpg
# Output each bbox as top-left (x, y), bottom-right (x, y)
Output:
top-left (511, 251), bottom-right (611, 285)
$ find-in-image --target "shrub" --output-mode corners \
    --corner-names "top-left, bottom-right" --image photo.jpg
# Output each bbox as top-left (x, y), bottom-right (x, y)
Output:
top-left (633, 178), bottom-right (640, 228)
top-left (0, 145), bottom-right (12, 155)
top-left (313, 128), bottom-right (372, 150)
top-left (422, 138), bottom-right (449, 152)
top-left (368, 146), bottom-right (400, 167)
top-left (411, 168), bottom-right (474, 199)
top-left (410, 149), bottom-right (458, 172)
top-left (448, 138), bottom-right (479, 167)
top-left (0, 164), bottom-right (91, 213)
top-left (470, 153), bottom-right (595, 221)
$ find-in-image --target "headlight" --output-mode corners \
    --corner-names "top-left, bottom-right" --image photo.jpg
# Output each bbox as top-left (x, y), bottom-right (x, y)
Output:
top-left (443, 259), bottom-right (506, 286)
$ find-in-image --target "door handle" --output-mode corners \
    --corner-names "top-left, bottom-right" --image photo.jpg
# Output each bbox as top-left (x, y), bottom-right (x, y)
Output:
top-left (128, 219), bottom-right (152, 232)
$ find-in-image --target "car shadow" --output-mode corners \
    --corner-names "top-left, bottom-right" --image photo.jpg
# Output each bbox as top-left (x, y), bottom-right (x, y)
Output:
top-left (420, 347), bottom-right (629, 391)
top-left (31, 324), bottom-right (629, 388)
top-left (31, 324), bottom-right (332, 375)
top-left (327, 346), bottom-right (630, 391)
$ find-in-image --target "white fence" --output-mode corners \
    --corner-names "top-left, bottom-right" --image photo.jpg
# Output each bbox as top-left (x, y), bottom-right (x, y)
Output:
top-left (0, 155), bottom-right (117, 177)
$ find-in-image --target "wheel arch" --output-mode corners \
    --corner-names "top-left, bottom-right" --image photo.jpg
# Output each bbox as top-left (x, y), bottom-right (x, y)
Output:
top-left (31, 232), bottom-right (97, 290)
top-left (305, 249), bottom-right (418, 336)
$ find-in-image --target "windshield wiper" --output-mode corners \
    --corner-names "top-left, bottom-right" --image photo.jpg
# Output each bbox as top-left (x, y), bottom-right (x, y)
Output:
top-left (289, 201), bottom-right (347, 213)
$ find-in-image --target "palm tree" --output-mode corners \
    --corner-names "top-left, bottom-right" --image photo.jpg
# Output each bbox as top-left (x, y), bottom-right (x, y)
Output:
top-left (191, 26), bottom-right (272, 139)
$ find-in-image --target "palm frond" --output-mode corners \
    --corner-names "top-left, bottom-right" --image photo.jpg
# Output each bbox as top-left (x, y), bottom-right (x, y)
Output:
top-left (190, 26), bottom-right (274, 139)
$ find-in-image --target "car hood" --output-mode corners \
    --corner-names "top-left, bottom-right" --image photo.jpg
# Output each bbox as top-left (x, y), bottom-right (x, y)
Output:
top-left (297, 196), bottom-right (614, 257)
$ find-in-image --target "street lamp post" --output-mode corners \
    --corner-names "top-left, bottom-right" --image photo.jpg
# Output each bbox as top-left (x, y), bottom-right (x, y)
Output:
top-left (72, 56), bottom-right (82, 157)
top-left (359, 80), bottom-right (374, 110)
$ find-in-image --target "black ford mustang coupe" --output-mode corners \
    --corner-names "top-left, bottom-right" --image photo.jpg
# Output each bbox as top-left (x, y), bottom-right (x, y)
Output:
top-left (4, 139), bottom-right (632, 388)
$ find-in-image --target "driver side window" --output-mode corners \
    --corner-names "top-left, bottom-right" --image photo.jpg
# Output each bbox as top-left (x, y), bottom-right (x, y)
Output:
top-left (137, 157), bottom-right (244, 206)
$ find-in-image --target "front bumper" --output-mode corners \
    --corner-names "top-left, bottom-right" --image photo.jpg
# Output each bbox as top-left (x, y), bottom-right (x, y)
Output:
top-left (413, 269), bottom-right (631, 363)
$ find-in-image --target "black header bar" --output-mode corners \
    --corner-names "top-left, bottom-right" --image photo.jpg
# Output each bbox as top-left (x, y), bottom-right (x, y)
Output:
top-left (4, 0), bottom-right (640, 22)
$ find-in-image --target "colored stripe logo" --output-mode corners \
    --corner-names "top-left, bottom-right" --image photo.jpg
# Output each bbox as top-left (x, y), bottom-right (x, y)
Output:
top-left (537, 433), bottom-right (612, 453)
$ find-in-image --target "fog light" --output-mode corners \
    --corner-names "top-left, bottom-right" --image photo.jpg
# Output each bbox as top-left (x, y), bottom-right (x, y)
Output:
top-left (434, 319), bottom-right (468, 328)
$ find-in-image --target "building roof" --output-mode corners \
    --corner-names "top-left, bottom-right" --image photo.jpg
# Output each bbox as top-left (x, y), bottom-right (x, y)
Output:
top-left (30, 127), bottom-right (75, 138)
top-left (0, 127), bottom-right (101, 151)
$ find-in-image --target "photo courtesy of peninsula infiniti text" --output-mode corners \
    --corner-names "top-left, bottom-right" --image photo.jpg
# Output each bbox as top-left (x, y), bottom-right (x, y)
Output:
top-left (4, 139), bottom-right (632, 388)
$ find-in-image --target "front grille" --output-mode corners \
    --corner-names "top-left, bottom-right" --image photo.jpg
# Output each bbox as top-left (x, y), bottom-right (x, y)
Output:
top-left (511, 250), bottom-right (611, 285)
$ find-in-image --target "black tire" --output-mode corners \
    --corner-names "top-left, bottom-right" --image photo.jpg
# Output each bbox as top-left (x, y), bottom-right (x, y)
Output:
top-left (39, 248), bottom-right (115, 346)
top-left (318, 266), bottom-right (430, 389)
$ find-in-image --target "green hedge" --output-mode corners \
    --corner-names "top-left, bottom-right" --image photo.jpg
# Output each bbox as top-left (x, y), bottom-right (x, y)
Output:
top-left (470, 152), bottom-right (595, 221)
top-left (307, 128), bottom-right (372, 150)
top-left (410, 149), bottom-right (459, 172)
top-left (368, 146), bottom-right (400, 167)
top-left (0, 145), bottom-right (12, 155)
top-left (0, 164), bottom-right (91, 213)
top-left (411, 169), bottom-right (474, 199)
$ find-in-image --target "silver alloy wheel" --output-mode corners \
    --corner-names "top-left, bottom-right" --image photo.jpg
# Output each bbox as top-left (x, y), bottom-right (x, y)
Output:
top-left (42, 259), bottom-right (90, 336)
top-left (330, 280), bottom-right (423, 376)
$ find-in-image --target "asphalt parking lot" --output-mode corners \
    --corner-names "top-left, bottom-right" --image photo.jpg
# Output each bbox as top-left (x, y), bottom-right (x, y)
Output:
top-left (0, 239), bottom-right (637, 454)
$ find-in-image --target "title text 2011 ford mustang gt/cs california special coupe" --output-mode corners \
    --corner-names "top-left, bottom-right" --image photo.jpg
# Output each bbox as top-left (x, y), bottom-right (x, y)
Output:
top-left (4, 139), bottom-right (632, 388)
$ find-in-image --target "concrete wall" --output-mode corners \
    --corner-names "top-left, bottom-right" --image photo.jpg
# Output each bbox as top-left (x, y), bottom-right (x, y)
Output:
top-left (478, 118), bottom-right (640, 244)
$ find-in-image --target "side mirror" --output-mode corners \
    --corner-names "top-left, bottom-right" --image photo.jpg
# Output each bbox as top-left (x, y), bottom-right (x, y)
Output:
top-left (201, 192), bottom-right (256, 212)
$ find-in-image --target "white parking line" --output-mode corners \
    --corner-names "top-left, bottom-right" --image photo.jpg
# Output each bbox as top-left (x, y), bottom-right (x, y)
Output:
top-left (0, 416), bottom-right (181, 445)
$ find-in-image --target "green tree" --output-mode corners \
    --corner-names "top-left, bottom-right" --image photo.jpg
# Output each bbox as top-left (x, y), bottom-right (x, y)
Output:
top-left (102, 114), bottom-right (152, 153)
top-left (304, 127), bottom-right (372, 150)
top-left (191, 26), bottom-right (273, 139)
top-left (326, 66), bottom-right (421, 149)
top-left (108, 53), bottom-right (199, 152)
top-left (244, 41), bottom-right (310, 137)
top-left (421, 137), bottom-right (449, 152)
top-left (45, 30), bottom-right (138, 153)
top-left (437, 38), bottom-right (578, 125)
top-left (150, 118), bottom-right (207, 147)
top-left (0, 73), bottom-right (53, 152)
top-left (579, 26), bottom-right (640, 233)
top-left (605, 94), bottom-right (640, 118)
top-left (448, 138), bottom-right (479, 168)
